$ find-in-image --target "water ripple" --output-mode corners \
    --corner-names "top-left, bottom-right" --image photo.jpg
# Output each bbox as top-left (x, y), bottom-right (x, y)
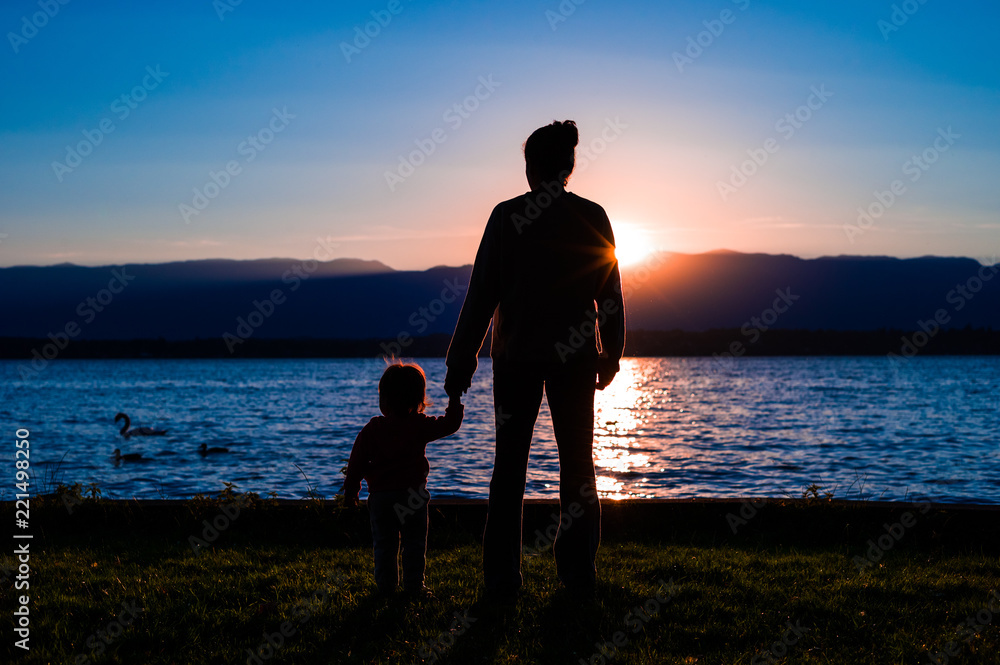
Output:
top-left (1, 357), bottom-right (998, 504)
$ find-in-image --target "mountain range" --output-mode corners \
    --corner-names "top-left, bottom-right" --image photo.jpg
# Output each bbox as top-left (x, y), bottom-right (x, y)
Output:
top-left (1, 252), bottom-right (998, 342)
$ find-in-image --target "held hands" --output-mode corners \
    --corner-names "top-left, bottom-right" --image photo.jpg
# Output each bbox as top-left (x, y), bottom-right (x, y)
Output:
top-left (444, 373), bottom-right (471, 401)
top-left (343, 495), bottom-right (359, 509)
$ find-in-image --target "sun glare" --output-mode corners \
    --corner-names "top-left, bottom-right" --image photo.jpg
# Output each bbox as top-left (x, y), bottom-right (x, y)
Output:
top-left (612, 222), bottom-right (655, 267)
top-left (593, 358), bottom-right (654, 499)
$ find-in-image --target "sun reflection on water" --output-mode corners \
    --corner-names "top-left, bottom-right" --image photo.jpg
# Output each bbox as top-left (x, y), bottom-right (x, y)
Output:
top-left (593, 358), bottom-right (655, 499)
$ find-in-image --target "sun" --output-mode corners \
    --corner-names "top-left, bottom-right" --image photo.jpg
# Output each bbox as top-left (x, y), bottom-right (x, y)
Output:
top-left (612, 222), bottom-right (655, 267)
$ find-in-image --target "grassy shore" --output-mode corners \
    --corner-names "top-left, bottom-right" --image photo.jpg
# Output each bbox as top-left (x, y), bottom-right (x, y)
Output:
top-left (2, 495), bottom-right (999, 664)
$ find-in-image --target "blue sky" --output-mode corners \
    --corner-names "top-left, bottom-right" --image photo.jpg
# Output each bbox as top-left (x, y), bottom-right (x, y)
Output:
top-left (1, 0), bottom-right (998, 269)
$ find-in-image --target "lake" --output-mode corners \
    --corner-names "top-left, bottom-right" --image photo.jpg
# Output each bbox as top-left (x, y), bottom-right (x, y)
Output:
top-left (3, 356), bottom-right (998, 504)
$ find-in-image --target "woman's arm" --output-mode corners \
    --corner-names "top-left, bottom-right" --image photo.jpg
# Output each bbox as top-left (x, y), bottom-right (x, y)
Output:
top-left (596, 213), bottom-right (626, 389)
top-left (445, 205), bottom-right (503, 397)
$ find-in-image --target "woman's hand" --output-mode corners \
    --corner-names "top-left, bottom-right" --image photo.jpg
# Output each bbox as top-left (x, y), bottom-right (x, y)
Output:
top-left (596, 358), bottom-right (619, 390)
top-left (444, 377), bottom-right (469, 400)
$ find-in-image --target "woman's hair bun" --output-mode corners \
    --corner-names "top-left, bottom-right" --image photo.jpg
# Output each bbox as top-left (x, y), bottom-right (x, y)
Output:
top-left (554, 120), bottom-right (579, 149)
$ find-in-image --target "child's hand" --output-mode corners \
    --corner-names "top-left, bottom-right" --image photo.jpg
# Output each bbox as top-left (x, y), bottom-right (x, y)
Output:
top-left (344, 496), bottom-right (359, 509)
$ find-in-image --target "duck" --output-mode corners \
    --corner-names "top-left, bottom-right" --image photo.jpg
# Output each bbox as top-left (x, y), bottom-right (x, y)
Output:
top-left (113, 448), bottom-right (144, 462)
top-left (199, 443), bottom-right (230, 455)
top-left (115, 412), bottom-right (168, 438)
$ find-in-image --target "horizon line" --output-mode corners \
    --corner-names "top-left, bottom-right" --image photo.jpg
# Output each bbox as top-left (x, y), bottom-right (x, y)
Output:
top-left (2, 249), bottom-right (998, 271)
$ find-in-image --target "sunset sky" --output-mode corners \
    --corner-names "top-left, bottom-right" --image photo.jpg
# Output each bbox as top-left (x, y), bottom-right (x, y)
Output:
top-left (1, 0), bottom-right (998, 270)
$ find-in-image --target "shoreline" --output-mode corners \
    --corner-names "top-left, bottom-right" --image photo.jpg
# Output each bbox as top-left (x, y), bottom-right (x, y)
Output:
top-left (9, 497), bottom-right (999, 551)
top-left (10, 496), bottom-right (999, 509)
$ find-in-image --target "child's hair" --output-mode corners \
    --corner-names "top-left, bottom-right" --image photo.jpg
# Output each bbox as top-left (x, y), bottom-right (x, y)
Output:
top-left (378, 363), bottom-right (428, 416)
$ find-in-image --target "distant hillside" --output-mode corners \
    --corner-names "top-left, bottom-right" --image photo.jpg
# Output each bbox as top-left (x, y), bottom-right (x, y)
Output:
top-left (624, 252), bottom-right (1000, 331)
top-left (0, 253), bottom-right (997, 342)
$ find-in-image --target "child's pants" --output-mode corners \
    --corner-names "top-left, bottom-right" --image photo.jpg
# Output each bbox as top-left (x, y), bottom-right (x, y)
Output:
top-left (368, 487), bottom-right (429, 593)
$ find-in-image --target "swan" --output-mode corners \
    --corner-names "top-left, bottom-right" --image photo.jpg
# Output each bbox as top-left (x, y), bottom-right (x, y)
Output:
top-left (113, 448), bottom-right (144, 462)
top-left (199, 443), bottom-right (230, 455)
top-left (115, 412), bottom-right (168, 438)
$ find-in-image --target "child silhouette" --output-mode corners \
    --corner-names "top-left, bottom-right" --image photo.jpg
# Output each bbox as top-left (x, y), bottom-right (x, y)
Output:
top-left (342, 362), bottom-right (464, 596)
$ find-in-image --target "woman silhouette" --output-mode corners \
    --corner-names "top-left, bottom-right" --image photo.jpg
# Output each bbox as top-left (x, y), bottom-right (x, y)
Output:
top-left (445, 119), bottom-right (625, 600)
